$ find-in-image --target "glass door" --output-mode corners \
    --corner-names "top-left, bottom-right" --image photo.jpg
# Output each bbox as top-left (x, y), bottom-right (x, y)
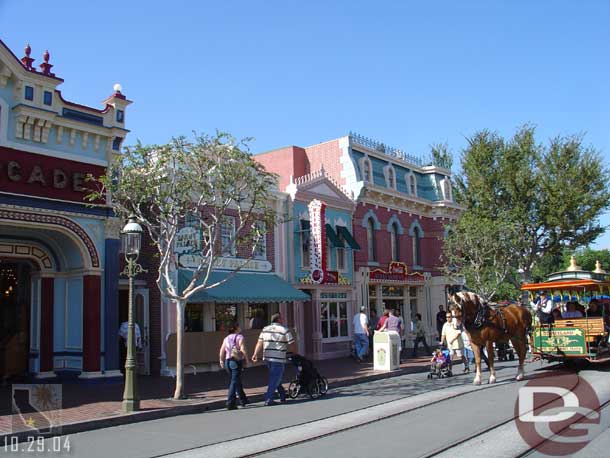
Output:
top-left (134, 289), bottom-right (150, 375)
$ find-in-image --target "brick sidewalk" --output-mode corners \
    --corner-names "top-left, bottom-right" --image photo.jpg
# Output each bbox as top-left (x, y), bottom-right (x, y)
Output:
top-left (1, 354), bottom-right (431, 440)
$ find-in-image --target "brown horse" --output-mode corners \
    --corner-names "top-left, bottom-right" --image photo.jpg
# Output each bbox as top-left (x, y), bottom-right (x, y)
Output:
top-left (449, 292), bottom-right (532, 385)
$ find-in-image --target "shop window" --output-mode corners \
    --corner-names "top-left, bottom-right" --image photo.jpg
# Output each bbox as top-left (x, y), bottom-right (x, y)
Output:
top-left (246, 304), bottom-right (272, 329)
top-left (366, 218), bottom-right (376, 261)
top-left (24, 86), bottom-right (34, 101)
top-left (221, 216), bottom-right (235, 256)
top-left (215, 304), bottom-right (237, 331)
top-left (390, 223), bottom-right (399, 261)
top-left (369, 285), bottom-right (377, 313)
top-left (409, 286), bottom-right (419, 323)
top-left (43, 91), bottom-right (52, 106)
top-left (320, 301), bottom-right (348, 339)
top-left (185, 303), bottom-right (203, 332)
top-left (336, 247), bottom-right (346, 271)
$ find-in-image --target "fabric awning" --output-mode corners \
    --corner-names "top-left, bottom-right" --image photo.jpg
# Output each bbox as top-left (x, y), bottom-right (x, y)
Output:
top-left (179, 269), bottom-right (310, 303)
top-left (325, 224), bottom-right (344, 248)
top-left (336, 225), bottom-right (361, 250)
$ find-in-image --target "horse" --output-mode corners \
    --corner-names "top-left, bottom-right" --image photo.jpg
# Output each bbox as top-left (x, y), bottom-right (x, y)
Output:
top-left (448, 291), bottom-right (532, 385)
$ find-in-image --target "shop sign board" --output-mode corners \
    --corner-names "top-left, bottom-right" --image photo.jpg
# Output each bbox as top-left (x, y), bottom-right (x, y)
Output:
top-left (533, 327), bottom-right (586, 355)
top-left (370, 262), bottom-right (425, 283)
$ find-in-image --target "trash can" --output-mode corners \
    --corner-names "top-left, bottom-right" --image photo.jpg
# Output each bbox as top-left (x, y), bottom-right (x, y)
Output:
top-left (373, 330), bottom-right (401, 371)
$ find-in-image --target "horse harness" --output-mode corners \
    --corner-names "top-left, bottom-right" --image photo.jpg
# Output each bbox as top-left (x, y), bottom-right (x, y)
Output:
top-left (470, 302), bottom-right (509, 334)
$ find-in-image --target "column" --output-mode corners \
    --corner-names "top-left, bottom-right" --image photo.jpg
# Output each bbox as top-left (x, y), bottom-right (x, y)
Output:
top-left (82, 275), bottom-right (101, 374)
top-left (104, 238), bottom-right (120, 373)
top-left (39, 277), bottom-right (54, 373)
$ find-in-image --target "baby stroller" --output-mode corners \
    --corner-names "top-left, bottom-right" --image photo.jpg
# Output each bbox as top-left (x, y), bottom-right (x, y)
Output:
top-left (428, 348), bottom-right (452, 379)
top-left (287, 353), bottom-right (329, 399)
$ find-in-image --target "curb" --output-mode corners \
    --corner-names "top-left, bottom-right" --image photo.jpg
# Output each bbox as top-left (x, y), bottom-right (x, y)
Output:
top-left (2, 360), bottom-right (430, 442)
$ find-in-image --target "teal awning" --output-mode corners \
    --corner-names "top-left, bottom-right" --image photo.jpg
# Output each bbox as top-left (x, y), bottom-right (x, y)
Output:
top-left (336, 225), bottom-right (361, 250)
top-left (179, 270), bottom-right (310, 303)
top-left (325, 224), bottom-right (344, 248)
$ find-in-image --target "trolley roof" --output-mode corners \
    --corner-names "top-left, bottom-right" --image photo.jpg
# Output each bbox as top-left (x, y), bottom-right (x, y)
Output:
top-left (521, 278), bottom-right (610, 292)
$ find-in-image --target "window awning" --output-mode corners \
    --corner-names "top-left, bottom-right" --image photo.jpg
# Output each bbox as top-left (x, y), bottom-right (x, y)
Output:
top-left (325, 224), bottom-right (344, 248)
top-left (178, 269), bottom-right (310, 303)
top-left (336, 225), bottom-right (361, 250)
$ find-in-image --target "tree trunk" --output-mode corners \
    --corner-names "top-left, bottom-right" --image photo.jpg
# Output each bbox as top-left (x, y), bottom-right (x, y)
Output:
top-left (173, 299), bottom-right (186, 400)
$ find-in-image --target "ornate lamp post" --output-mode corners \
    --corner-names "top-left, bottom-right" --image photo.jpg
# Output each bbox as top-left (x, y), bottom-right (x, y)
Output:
top-left (121, 215), bottom-right (144, 413)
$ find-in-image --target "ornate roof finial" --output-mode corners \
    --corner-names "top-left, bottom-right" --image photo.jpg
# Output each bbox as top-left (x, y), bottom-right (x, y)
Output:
top-left (21, 43), bottom-right (35, 70)
top-left (43, 50), bottom-right (50, 63)
top-left (566, 255), bottom-right (581, 272)
top-left (594, 260), bottom-right (606, 274)
top-left (39, 49), bottom-right (54, 76)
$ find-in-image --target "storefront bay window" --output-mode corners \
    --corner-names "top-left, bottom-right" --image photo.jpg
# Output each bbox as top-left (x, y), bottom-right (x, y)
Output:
top-left (381, 286), bottom-right (404, 315)
top-left (320, 292), bottom-right (348, 339)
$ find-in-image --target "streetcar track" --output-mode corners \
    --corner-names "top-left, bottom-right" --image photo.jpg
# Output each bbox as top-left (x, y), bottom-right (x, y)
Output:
top-left (153, 366), bottom-right (562, 458)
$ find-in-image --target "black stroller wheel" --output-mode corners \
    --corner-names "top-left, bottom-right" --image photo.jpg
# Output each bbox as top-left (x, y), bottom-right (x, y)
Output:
top-left (288, 381), bottom-right (300, 399)
top-left (308, 380), bottom-right (320, 399)
top-left (317, 376), bottom-right (328, 395)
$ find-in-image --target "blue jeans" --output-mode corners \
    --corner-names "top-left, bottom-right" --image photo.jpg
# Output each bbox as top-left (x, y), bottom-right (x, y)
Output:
top-left (353, 333), bottom-right (368, 359)
top-left (225, 359), bottom-right (247, 406)
top-left (265, 361), bottom-right (286, 403)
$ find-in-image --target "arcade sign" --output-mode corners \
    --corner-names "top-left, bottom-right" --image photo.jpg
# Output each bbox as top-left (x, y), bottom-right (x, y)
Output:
top-left (308, 199), bottom-right (327, 284)
top-left (369, 262), bottom-right (425, 283)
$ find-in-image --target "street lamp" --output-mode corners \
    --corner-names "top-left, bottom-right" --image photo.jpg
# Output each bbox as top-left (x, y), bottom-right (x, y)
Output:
top-left (121, 215), bottom-right (144, 413)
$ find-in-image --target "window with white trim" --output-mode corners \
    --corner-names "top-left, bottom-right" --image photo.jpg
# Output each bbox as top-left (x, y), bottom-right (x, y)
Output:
top-left (361, 158), bottom-right (372, 183)
top-left (336, 247), bottom-right (346, 271)
top-left (367, 218), bottom-right (376, 261)
top-left (409, 174), bottom-right (417, 195)
top-left (390, 223), bottom-right (399, 261)
top-left (320, 293), bottom-right (349, 339)
top-left (221, 216), bottom-right (235, 256)
top-left (386, 166), bottom-right (396, 190)
top-left (412, 225), bottom-right (421, 265)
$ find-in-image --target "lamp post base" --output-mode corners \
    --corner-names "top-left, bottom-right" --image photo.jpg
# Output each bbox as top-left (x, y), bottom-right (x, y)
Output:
top-left (122, 399), bottom-right (140, 413)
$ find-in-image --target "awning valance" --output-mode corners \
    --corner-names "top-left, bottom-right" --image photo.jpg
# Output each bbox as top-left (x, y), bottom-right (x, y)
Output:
top-left (179, 269), bottom-right (310, 303)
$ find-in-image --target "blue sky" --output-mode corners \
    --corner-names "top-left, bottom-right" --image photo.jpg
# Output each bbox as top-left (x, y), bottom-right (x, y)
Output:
top-left (1, 0), bottom-right (609, 248)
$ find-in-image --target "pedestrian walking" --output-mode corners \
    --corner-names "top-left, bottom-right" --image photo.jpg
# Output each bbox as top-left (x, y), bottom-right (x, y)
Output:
top-left (379, 308), bottom-right (403, 361)
top-left (218, 322), bottom-right (249, 410)
top-left (252, 313), bottom-right (295, 406)
top-left (395, 309), bottom-right (406, 357)
top-left (412, 313), bottom-right (431, 357)
top-left (118, 320), bottom-right (142, 375)
top-left (352, 306), bottom-right (369, 362)
top-left (440, 311), bottom-right (468, 373)
top-left (436, 305), bottom-right (445, 341)
top-left (376, 308), bottom-right (390, 330)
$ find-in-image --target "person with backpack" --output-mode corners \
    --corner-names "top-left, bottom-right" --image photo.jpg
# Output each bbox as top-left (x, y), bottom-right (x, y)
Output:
top-left (218, 322), bottom-right (250, 410)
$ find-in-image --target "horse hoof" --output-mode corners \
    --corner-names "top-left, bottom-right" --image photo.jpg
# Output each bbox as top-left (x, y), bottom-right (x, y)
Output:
top-left (473, 377), bottom-right (482, 386)
top-left (516, 373), bottom-right (524, 381)
top-left (489, 376), bottom-right (496, 384)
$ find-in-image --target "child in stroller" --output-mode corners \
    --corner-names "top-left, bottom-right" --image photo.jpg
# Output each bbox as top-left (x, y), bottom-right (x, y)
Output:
top-left (428, 347), bottom-right (452, 379)
top-left (287, 353), bottom-right (329, 399)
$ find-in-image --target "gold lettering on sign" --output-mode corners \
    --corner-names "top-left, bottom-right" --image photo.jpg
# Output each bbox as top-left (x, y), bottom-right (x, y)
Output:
top-left (27, 166), bottom-right (46, 186)
top-left (53, 169), bottom-right (67, 189)
top-left (7, 161), bottom-right (21, 181)
top-left (73, 173), bottom-right (86, 192)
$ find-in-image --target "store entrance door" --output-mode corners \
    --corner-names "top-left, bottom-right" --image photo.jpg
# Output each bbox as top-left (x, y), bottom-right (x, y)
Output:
top-left (0, 261), bottom-right (31, 380)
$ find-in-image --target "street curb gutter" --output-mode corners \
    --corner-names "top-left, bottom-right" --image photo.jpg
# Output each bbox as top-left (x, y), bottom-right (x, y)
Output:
top-left (2, 362), bottom-right (430, 442)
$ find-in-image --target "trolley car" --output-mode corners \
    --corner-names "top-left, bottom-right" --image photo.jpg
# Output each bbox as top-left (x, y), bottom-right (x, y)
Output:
top-left (521, 258), bottom-right (610, 363)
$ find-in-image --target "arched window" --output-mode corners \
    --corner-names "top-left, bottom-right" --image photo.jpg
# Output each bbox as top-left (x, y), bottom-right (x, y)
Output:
top-left (409, 175), bottom-right (417, 195)
top-left (386, 166), bottom-right (396, 189)
top-left (367, 218), bottom-right (376, 261)
top-left (390, 223), bottom-right (399, 261)
top-left (412, 226), bottom-right (421, 266)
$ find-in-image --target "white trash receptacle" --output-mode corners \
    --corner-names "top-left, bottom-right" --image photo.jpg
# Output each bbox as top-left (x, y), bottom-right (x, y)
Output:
top-left (373, 330), bottom-right (401, 371)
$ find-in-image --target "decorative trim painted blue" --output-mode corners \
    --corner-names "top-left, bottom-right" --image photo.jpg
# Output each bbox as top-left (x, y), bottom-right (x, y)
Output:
top-left (408, 219), bottom-right (424, 237)
top-left (0, 234), bottom-right (62, 270)
top-left (361, 209), bottom-right (381, 230)
top-left (0, 192), bottom-right (113, 217)
top-left (386, 215), bottom-right (404, 234)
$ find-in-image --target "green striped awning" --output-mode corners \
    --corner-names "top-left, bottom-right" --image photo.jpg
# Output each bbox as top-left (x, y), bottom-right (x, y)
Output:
top-left (325, 224), bottom-right (344, 248)
top-left (336, 225), bottom-right (361, 250)
top-left (179, 269), bottom-right (310, 303)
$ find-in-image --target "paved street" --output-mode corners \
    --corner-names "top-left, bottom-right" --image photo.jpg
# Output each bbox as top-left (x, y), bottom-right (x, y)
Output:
top-left (0, 360), bottom-right (559, 457)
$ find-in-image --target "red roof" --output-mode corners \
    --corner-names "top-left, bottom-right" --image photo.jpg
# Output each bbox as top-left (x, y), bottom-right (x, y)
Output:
top-left (521, 279), bottom-right (610, 291)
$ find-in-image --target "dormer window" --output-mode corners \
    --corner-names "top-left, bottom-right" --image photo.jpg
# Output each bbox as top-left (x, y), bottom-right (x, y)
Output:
top-left (362, 159), bottom-right (372, 182)
top-left (385, 165), bottom-right (396, 190)
top-left (112, 137), bottom-right (123, 151)
top-left (24, 86), bottom-right (34, 101)
top-left (116, 109), bottom-right (124, 123)
top-left (43, 91), bottom-right (52, 106)
top-left (405, 173), bottom-right (417, 196)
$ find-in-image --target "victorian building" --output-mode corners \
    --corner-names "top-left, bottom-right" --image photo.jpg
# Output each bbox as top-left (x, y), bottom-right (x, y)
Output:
top-left (256, 133), bottom-right (463, 349)
top-left (0, 41), bottom-right (130, 379)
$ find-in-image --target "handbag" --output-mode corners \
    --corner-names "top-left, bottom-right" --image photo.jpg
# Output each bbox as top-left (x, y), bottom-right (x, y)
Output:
top-left (229, 334), bottom-right (244, 361)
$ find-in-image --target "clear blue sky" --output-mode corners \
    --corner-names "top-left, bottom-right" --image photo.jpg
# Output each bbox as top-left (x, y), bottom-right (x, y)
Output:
top-left (2, 0), bottom-right (609, 248)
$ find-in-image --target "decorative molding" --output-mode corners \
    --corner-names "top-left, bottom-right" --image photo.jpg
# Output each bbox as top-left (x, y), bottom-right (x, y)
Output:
top-left (386, 214), bottom-right (404, 234)
top-left (350, 132), bottom-right (423, 167)
top-left (408, 219), bottom-right (424, 237)
top-left (0, 209), bottom-right (100, 268)
top-left (361, 209), bottom-right (381, 230)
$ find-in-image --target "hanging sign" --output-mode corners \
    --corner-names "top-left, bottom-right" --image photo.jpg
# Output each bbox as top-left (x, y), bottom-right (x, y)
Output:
top-left (369, 261), bottom-right (425, 283)
top-left (308, 199), bottom-right (326, 284)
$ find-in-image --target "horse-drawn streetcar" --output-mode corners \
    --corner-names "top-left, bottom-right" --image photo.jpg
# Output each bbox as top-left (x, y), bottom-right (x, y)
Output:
top-left (521, 258), bottom-right (610, 364)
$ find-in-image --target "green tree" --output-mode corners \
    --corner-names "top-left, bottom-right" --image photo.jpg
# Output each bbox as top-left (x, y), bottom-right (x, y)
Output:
top-left (446, 125), bottom-right (610, 296)
top-left (429, 142), bottom-right (453, 170)
top-left (561, 247), bottom-right (610, 272)
top-left (88, 132), bottom-right (278, 399)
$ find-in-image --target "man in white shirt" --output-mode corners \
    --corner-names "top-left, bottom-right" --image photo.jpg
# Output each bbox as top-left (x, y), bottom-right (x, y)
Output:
top-left (118, 321), bottom-right (142, 375)
top-left (352, 307), bottom-right (369, 362)
top-left (531, 291), bottom-right (553, 324)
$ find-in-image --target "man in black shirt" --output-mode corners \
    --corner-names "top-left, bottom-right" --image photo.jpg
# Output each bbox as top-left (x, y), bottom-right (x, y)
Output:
top-left (436, 305), bottom-right (446, 342)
